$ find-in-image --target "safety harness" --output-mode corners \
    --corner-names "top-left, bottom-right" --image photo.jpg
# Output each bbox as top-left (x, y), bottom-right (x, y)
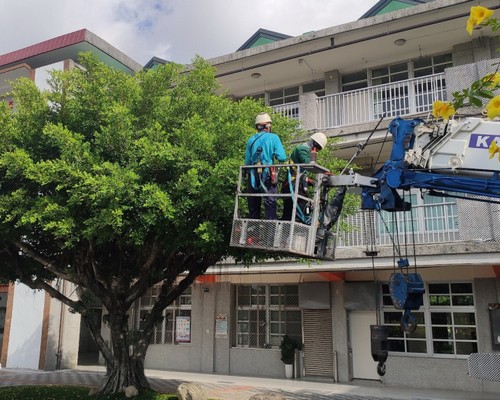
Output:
top-left (248, 132), bottom-right (277, 192)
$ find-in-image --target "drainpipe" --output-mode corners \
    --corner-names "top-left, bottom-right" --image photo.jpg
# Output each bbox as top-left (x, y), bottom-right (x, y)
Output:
top-left (56, 280), bottom-right (66, 370)
top-left (333, 350), bottom-right (338, 382)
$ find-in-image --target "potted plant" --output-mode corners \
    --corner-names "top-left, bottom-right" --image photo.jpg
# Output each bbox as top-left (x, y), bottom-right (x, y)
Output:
top-left (280, 335), bottom-right (300, 378)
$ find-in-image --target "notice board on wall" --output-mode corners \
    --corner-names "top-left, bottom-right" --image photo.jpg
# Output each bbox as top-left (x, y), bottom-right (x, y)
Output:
top-left (175, 316), bottom-right (191, 343)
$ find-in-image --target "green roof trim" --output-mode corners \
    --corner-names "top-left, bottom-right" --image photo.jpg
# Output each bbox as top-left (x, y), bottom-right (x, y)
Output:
top-left (359, 0), bottom-right (434, 19)
top-left (249, 37), bottom-right (277, 48)
top-left (378, 0), bottom-right (417, 15)
top-left (237, 28), bottom-right (291, 51)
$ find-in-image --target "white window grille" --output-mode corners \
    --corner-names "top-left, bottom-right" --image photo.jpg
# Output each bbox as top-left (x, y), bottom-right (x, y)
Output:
top-left (381, 282), bottom-right (477, 357)
top-left (375, 192), bottom-right (459, 245)
top-left (235, 284), bottom-right (302, 348)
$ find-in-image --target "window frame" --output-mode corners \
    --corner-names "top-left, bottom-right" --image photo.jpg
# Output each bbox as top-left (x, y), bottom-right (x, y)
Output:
top-left (133, 285), bottom-right (192, 345)
top-left (341, 52), bottom-right (452, 93)
top-left (376, 190), bottom-right (458, 237)
top-left (234, 284), bottom-right (302, 349)
top-left (381, 281), bottom-right (477, 358)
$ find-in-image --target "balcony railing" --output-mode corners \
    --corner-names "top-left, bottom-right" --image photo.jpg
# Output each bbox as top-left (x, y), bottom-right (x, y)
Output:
top-left (272, 73), bottom-right (448, 130)
top-left (273, 101), bottom-right (301, 122)
top-left (317, 73), bottom-right (447, 129)
top-left (336, 195), bottom-right (500, 249)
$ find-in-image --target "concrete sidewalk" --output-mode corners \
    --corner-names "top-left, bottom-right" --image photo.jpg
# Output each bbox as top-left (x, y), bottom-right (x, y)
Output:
top-left (0, 365), bottom-right (497, 400)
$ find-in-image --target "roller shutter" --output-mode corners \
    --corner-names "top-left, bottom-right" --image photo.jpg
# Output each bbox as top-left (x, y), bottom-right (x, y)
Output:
top-left (303, 309), bottom-right (334, 378)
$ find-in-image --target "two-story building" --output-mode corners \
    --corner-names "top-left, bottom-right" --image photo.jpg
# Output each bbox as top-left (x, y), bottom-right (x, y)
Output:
top-left (0, 0), bottom-right (499, 396)
top-left (138, 0), bottom-right (500, 395)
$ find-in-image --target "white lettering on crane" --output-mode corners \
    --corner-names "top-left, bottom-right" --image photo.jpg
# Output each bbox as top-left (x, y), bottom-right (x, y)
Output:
top-left (475, 135), bottom-right (490, 148)
top-left (469, 134), bottom-right (500, 148)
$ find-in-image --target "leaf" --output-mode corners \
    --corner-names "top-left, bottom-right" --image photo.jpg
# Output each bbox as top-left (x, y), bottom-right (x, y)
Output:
top-left (477, 89), bottom-right (495, 99)
top-left (469, 96), bottom-right (484, 107)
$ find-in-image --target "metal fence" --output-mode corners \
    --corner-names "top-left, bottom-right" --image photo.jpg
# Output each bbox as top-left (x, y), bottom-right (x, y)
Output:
top-left (316, 73), bottom-right (447, 129)
top-left (273, 101), bottom-right (301, 122)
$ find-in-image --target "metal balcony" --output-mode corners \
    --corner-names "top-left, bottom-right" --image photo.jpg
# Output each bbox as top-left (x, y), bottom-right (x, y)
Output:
top-left (273, 73), bottom-right (447, 130)
top-left (336, 194), bottom-right (500, 249)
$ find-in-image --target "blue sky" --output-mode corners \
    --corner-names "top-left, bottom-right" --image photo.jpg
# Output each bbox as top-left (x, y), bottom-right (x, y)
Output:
top-left (1, 0), bottom-right (377, 65)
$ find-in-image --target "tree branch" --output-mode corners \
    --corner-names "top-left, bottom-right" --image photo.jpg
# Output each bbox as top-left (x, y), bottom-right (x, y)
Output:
top-left (14, 240), bottom-right (73, 281)
top-left (141, 236), bottom-right (160, 273)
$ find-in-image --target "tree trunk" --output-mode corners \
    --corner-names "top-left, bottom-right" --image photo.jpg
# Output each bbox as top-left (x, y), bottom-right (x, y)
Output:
top-left (100, 356), bottom-right (149, 394)
top-left (96, 308), bottom-right (151, 394)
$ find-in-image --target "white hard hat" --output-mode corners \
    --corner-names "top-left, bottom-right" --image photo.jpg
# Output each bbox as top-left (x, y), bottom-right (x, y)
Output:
top-left (255, 112), bottom-right (272, 125)
top-left (310, 132), bottom-right (327, 150)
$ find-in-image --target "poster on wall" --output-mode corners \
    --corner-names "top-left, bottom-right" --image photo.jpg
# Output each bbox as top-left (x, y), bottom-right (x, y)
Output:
top-left (175, 316), bottom-right (191, 343)
top-left (215, 313), bottom-right (228, 337)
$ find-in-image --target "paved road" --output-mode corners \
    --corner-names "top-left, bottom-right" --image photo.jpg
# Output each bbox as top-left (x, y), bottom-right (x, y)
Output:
top-left (0, 366), bottom-right (498, 400)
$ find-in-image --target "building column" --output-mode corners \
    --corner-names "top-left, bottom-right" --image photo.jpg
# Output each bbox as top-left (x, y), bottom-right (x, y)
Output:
top-left (299, 92), bottom-right (318, 132)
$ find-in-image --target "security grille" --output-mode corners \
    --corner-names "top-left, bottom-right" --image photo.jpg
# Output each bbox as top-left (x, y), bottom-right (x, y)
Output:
top-left (468, 353), bottom-right (500, 381)
top-left (235, 284), bottom-right (302, 348)
top-left (457, 195), bottom-right (500, 242)
top-left (339, 193), bottom-right (500, 247)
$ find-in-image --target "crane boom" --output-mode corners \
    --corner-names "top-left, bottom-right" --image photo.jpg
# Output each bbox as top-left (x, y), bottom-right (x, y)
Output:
top-left (360, 117), bottom-right (500, 212)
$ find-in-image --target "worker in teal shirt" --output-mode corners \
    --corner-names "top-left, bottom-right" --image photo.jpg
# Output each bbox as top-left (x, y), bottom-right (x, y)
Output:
top-left (245, 113), bottom-right (287, 219)
top-left (282, 131), bottom-right (327, 221)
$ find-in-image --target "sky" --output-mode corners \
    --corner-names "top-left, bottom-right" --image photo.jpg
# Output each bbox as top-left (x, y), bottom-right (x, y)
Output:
top-left (0, 0), bottom-right (379, 66)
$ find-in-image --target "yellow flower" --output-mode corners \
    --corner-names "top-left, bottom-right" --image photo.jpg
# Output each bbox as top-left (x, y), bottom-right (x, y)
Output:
top-left (488, 140), bottom-right (500, 160)
top-left (482, 73), bottom-right (500, 88)
top-left (467, 6), bottom-right (494, 35)
top-left (485, 96), bottom-right (500, 119)
top-left (432, 100), bottom-right (455, 120)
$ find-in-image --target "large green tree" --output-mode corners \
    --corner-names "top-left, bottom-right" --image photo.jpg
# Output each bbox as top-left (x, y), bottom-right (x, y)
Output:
top-left (0, 53), bottom-right (297, 394)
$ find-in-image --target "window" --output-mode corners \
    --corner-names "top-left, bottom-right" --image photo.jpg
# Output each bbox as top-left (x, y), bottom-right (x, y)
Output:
top-left (377, 193), bottom-right (419, 234)
top-left (372, 62), bottom-right (410, 117)
top-left (133, 285), bottom-right (192, 344)
top-left (414, 53), bottom-right (453, 78)
top-left (375, 191), bottom-right (458, 244)
top-left (381, 282), bottom-right (477, 357)
top-left (342, 71), bottom-right (368, 92)
top-left (422, 193), bottom-right (458, 231)
top-left (340, 53), bottom-right (452, 117)
top-left (429, 283), bottom-right (477, 355)
top-left (413, 54), bottom-right (452, 112)
top-left (372, 63), bottom-right (409, 86)
top-left (303, 81), bottom-right (325, 97)
top-left (235, 284), bottom-right (302, 348)
top-left (269, 86), bottom-right (299, 106)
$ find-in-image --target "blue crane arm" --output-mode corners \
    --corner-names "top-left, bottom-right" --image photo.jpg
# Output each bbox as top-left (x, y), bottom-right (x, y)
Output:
top-left (361, 117), bottom-right (500, 211)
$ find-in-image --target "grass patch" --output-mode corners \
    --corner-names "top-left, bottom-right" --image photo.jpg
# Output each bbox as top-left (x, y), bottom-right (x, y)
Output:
top-left (0, 386), bottom-right (179, 399)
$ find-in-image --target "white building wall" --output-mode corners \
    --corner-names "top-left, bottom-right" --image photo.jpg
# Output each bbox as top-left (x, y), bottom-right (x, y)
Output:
top-left (45, 280), bottom-right (81, 370)
top-left (6, 282), bottom-right (45, 369)
top-left (34, 61), bottom-right (64, 91)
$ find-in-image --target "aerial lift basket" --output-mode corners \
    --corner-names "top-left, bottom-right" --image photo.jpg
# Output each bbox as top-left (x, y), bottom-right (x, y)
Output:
top-left (230, 163), bottom-right (335, 260)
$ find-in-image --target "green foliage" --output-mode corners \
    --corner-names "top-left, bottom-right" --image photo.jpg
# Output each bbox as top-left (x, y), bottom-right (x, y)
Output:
top-left (0, 52), bottom-right (302, 288)
top-left (0, 385), bottom-right (181, 399)
top-left (451, 74), bottom-right (500, 110)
